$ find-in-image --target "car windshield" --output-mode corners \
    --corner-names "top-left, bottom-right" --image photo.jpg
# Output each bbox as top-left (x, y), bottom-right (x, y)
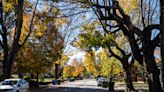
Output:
top-left (2, 80), bottom-right (18, 86)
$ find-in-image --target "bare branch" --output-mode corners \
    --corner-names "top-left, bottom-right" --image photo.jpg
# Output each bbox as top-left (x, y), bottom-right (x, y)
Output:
top-left (111, 28), bottom-right (120, 33)
top-left (0, 40), bottom-right (3, 49)
top-left (115, 45), bottom-right (126, 56)
top-left (140, 0), bottom-right (146, 28)
top-left (151, 34), bottom-right (160, 48)
top-left (107, 46), bottom-right (122, 61)
top-left (21, 0), bottom-right (39, 47)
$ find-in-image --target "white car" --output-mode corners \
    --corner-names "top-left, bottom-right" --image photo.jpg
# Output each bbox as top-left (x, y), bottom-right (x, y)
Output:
top-left (0, 78), bottom-right (29, 92)
top-left (97, 77), bottom-right (106, 86)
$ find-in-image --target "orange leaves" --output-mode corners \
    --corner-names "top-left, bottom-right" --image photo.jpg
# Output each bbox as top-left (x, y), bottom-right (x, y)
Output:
top-left (63, 59), bottom-right (85, 78)
top-left (72, 60), bottom-right (85, 77)
top-left (63, 65), bottom-right (72, 78)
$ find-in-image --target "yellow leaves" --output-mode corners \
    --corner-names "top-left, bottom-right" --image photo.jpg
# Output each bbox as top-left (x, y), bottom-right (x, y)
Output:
top-left (34, 30), bottom-right (45, 38)
top-left (3, 2), bottom-right (14, 12)
top-left (71, 60), bottom-right (85, 77)
top-left (63, 65), bottom-right (72, 78)
top-left (119, 0), bottom-right (139, 14)
top-left (83, 52), bottom-right (98, 77)
top-left (99, 48), bottom-right (122, 78)
top-left (63, 59), bottom-right (85, 78)
top-left (33, 23), bottom-right (47, 38)
top-left (55, 18), bottom-right (67, 27)
top-left (19, 14), bottom-right (31, 43)
top-left (51, 8), bottom-right (60, 15)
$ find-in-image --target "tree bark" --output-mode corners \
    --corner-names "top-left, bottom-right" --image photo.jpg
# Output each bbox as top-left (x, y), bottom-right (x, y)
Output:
top-left (144, 47), bottom-right (163, 92)
top-left (36, 73), bottom-right (39, 83)
top-left (124, 68), bottom-right (136, 92)
top-left (1, 0), bottom-right (24, 79)
top-left (108, 46), bottom-right (136, 91)
top-left (3, 53), bottom-right (17, 79)
top-left (55, 64), bottom-right (59, 79)
top-left (122, 58), bottom-right (136, 92)
top-left (89, 0), bottom-right (163, 91)
top-left (160, 0), bottom-right (164, 90)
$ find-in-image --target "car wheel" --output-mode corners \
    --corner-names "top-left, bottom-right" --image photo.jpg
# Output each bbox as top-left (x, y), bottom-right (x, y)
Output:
top-left (16, 90), bottom-right (19, 92)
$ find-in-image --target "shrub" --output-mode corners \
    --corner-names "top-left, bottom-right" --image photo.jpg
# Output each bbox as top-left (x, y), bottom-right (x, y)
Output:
top-left (102, 81), bottom-right (108, 88)
top-left (23, 76), bottom-right (31, 82)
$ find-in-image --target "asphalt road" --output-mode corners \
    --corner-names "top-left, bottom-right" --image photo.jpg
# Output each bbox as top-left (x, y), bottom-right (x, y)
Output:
top-left (30, 79), bottom-right (110, 92)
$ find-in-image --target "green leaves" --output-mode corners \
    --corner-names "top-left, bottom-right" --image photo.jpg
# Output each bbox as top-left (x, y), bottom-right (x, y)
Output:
top-left (73, 20), bottom-right (116, 50)
top-left (98, 49), bottom-right (122, 78)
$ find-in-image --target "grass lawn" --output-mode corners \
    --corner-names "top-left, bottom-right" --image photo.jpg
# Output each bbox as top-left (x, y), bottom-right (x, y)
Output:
top-left (115, 81), bottom-right (148, 90)
top-left (31, 78), bottom-right (55, 82)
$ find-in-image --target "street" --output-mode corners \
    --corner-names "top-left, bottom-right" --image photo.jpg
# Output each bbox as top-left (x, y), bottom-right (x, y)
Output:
top-left (30, 79), bottom-right (110, 92)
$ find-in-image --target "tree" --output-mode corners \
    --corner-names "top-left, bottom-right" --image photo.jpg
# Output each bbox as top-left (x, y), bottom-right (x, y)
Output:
top-left (71, 59), bottom-right (85, 77)
top-left (16, 42), bottom-right (53, 82)
top-left (83, 52), bottom-right (99, 77)
top-left (97, 48), bottom-right (122, 78)
top-left (87, 0), bottom-right (162, 91)
top-left (63, 65), bottom-right (73, 78)
top-left (73, 20), bottom-right (138, 91)
top-left (63, 58), bottom-right (85, 78)
top-left (160, 0), bottom-right (164, 90)
top-left (0, 0), bottom-right (39, 79)
top-left (14, 0), bottom-right (72, 80)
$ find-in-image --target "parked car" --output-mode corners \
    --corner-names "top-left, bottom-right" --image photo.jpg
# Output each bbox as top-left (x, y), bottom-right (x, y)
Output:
top-left (0, 78), bottom-right (29, 92)
top-left (52, 79), bottom-right (61, 85)
top-left (68, 77), bottom-right (75, 82)
top-left (97, 77), bottom-right (106, 86)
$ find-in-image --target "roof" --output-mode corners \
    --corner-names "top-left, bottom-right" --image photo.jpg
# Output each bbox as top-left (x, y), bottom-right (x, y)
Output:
top-left (4, 78), bottom-right (22, 81)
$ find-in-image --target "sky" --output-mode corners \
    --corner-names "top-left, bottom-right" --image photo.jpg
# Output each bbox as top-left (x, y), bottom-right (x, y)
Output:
top-left (67, 47), bottom-right (103, 65)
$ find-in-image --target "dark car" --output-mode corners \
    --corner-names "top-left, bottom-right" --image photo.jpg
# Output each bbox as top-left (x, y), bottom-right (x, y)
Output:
top-left (68, 77), bottom-right (75, 82)
top-left (52, 79), bottom-right (61, 85)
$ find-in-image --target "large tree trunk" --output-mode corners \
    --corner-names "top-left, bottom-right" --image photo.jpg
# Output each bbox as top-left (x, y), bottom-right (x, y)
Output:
top-left (144, 48), bottom-right (163, 92)
top-left (160, 0), bottom-right (164, 90)
top-left (108, 46), bottom-right (136, 91)
top-left (124, 68), bottom-right (136, 92)
top-left (3, 63), bottom-right (10, 79)
top-left (55, 64), bottom-right (59, 79)
top-left (3, 54), bottom-right (17, 79)
top-left (36, 73), bottom-right (39, 83)
top-left (122, 59), bottom-right (136, 92)
top-left (1, 0), bottom-right (24, 79)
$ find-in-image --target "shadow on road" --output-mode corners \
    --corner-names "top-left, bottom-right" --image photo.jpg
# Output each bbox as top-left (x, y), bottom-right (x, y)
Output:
top-left (30, 87), bottom-right (125, 92)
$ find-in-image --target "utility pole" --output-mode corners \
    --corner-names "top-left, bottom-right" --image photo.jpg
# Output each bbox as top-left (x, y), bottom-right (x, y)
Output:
top-left (160, 0), bottom-right (164, 90)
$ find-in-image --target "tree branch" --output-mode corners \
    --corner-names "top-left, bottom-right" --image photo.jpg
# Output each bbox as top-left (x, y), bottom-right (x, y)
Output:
top-left (21, 0), bottom-right (39, 47)
top-left (107, 46), bottom-right (122, 61)
top-left (115, 45), bottom-right (126, 56)
top-left (151, 34), bottom-right (160, 48)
